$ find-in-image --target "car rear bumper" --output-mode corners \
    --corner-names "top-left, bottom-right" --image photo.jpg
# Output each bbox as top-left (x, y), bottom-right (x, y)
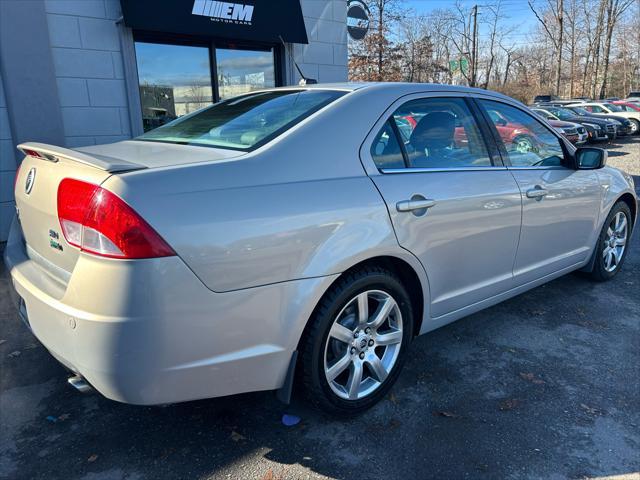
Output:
top-left (4, 216), bottom-right (336, 405)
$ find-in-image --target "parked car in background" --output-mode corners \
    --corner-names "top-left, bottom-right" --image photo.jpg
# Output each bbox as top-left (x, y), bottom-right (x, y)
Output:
top-left (564, 105), bottom-right (634, 136)
top-left (611, 101), bottom-right (640, 112)
top-left (531, 108), bottom-right (592, 144)
top-left (531, 105), bottom-right (614, 141)
top-left (628, 91), bottom-right (640, 99)
top-left (549, 119), bottom-right (586, 144)
top-left (5, 84), bottom-right (637, 414)
top-left (533, 94), bottom-right (560, 103)
top-left (570, 102), bottom-right (640, 135)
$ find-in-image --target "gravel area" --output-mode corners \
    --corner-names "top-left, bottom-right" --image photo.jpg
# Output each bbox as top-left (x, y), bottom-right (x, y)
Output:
top-left (1, 139), bottom-right (639, 480)
top-left (606, 136), bottom-right (640, 175)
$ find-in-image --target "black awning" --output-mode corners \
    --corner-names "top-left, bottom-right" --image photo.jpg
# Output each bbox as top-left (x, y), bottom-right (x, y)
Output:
top-left (120, 0), bottom-right (308, 44)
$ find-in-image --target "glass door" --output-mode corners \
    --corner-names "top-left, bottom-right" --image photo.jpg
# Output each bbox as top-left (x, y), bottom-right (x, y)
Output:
top-left (215, 47), bottom-right (276, 100)
top-left (135, 42), bottom-right (213, 131)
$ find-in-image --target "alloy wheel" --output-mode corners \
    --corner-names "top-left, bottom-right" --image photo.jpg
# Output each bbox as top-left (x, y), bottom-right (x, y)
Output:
top-left (323, 290), bottom-right (403, 400)
top-left (602, 211), bottom-right (628, 272)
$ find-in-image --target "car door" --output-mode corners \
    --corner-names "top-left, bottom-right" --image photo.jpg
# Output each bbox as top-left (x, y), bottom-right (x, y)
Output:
top-left (361, 93), bottom-right (522, 318)
top-left (475, 98), bottom-right (602, 285)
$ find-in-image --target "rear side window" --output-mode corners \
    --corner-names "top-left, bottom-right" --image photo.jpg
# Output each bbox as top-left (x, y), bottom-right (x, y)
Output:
top-left (137, 89), bottom-right (345, 151)
top-left (371, 97), bottom-right (492, 170)
top-left (370, 120), bottom-right (405, 169)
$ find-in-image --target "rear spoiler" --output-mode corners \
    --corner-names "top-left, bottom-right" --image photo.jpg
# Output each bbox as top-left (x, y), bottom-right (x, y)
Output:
top-left (18, 142), bottom-right (146, 173)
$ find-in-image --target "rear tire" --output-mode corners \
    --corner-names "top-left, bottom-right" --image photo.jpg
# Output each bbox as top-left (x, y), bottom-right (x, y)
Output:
top-left (629, 119), bottom-right (640, 135)
top-left (299, 266), bottom-right (413, 414)
top-left (587, 201), bottom-right (632, 281)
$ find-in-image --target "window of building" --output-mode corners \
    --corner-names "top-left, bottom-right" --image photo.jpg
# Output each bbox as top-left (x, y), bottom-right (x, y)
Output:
top-left (134, 38), bottom-right (279, 132)
top-left (216, 47), bottom-right (276, 100)
top-left (135, 42), bottom-right (213, 132)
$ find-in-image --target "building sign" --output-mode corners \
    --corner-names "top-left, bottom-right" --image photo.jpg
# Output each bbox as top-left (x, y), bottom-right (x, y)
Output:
top-left (120, 0), bottom-right (308, 44)
top-left (192, 1), bottom-right (254, 25)
top-left (347, 0), bottom-right (370, 41)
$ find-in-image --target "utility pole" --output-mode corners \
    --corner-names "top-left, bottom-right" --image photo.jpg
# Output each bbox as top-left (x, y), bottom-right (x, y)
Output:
top-left (471, 5), bottom-right (478, 87)
top-left (555, 0), bottom-right (563, 96)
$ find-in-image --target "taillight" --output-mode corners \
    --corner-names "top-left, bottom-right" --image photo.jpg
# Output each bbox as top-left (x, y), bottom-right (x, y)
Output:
top-left (57, 178), bottom-right (175, 259)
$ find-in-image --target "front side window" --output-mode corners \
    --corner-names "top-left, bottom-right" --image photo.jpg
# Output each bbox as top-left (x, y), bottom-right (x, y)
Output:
top-left (137, 89), bottom-right (344, 151)
top-left (371, 97), bottom-right (492, 170)
top-left (478, 99), bottom-right (566, 167)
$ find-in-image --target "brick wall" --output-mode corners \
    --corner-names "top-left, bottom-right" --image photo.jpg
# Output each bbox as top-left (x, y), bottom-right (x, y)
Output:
top-left (0, 74), bottom-right (16, 241)
top-left (45, 0), bottom-right (130, 148)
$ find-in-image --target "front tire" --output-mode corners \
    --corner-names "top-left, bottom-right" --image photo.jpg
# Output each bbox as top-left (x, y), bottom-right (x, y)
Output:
top-left (629, 119), bottom-right (640, 135)
top-left (587, 201), bottom-right (632, 281)
top-left (299, 266), bottom-right (413, 414)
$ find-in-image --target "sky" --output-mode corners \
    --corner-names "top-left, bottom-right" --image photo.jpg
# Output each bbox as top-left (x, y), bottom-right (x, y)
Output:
top-left (402, 0), bottom-right (540, 48)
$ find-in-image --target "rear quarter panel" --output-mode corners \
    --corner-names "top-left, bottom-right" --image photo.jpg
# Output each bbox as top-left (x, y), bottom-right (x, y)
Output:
top-left (102, 87), bottom-right (425, 293)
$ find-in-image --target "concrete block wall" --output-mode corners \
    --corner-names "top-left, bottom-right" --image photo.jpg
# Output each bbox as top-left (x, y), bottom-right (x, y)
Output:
top-left (292, 0), bottom-right (348, 84)
top-left (45, 0), bottom-right (130, 148)
top-left (0, 74), bottom-right (16, 241)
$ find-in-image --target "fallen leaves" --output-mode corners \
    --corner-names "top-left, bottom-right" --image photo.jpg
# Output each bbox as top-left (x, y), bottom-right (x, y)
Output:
top-left (499, 398), bottom-right (521, 411)
top-left (230, 431), bottom-right (246, 442)
top-left (87, 454), bottom-right (98, 463)
top-left (435, 411), bottom-right (461, 418)
top-left (580, 403), bottom-right (603, 416)
top-left (7, 351), bottom-right (20, 358)
top-left (519, 372), bottom-right (545, 385)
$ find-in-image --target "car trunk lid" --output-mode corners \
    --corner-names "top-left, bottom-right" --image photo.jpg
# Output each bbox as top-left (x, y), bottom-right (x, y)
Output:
top-left (13, 143), bottom-right (145, 280)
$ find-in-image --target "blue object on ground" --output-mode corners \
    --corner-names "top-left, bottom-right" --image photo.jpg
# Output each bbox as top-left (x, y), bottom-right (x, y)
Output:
top-left (281, 414), bottom-right (301, 426)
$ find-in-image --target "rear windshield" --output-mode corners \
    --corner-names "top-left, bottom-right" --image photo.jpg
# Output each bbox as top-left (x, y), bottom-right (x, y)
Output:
top-left (137, 89), bottom-right (345, 151)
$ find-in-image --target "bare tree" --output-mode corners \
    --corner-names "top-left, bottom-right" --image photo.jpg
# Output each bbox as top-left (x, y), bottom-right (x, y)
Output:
top-left (598, 0), bottom-right (634, 98)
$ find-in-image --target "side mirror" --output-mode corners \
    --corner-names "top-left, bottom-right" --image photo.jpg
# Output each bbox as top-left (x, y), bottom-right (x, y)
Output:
top-left (576, 147), bottom-right (607, 169)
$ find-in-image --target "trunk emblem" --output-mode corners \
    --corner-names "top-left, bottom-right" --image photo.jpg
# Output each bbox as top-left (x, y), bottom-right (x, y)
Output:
top-left (24, 168), bottom-right (36, 194)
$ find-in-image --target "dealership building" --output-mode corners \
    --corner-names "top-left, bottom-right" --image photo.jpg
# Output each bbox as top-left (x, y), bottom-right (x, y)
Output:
top-left (0, 0), bottom-right (349, 242)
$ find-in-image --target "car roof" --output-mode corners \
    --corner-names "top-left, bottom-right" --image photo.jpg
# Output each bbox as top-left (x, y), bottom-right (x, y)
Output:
top-left (267, 82), bottom-right (519, 103)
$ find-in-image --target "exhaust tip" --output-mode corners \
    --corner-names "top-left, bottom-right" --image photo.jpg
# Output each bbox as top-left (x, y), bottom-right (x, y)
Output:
top-left (68, 374), bottom-right (92, 393)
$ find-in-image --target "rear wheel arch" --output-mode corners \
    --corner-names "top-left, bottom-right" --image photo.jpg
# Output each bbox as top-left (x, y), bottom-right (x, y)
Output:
top-left (299, 256), bottom-right (426, 350)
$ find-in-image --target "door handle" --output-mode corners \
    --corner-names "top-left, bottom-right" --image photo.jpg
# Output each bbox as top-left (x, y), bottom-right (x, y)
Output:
top-left (396, 198), bottom-right (436, 212)
top-left (526, 187), bottom-right (549, 199)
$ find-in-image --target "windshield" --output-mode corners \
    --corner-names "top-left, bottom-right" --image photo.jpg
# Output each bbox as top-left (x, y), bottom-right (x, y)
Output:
top-left (547, 107), bottom-right (572, 120)
top-left (533, 109), bottom-right (554, 120)
top-left (571, 106), bottom-right (591, 116)
top-left (137, 89), bottom-right (346, 150)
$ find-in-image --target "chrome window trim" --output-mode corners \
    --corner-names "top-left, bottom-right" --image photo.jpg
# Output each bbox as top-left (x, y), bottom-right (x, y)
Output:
top-left (380, 166), bottom-right (508, 174)
top-left (506, 165), bottom-right (569, 171)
